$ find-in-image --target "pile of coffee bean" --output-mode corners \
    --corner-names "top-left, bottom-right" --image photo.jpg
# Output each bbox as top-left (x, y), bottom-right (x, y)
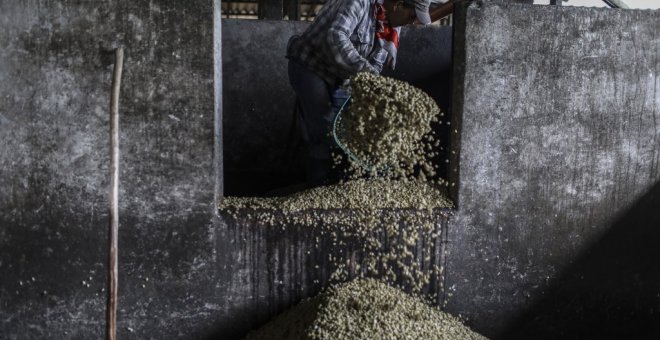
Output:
top-left (335, 72), bottom-right (443, 180)
top-left (244, 278), bottom-right (487, 340)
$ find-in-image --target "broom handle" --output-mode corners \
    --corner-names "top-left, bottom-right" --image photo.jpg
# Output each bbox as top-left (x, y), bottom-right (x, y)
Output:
top-left (107, 47), bottom-right (123, 340)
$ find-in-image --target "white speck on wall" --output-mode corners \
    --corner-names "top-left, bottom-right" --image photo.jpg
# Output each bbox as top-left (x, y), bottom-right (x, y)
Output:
top-left (204, 303), bottom-right (221, 310)
top-left (128, 14), bottom-right (145, 41)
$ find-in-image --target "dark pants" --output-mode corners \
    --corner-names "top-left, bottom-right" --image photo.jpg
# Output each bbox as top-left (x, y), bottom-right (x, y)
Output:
top-left (287, 58), bottom-right (350, 185)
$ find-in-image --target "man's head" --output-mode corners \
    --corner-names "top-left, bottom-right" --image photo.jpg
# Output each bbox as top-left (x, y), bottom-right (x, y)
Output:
top-left (383, 0), bottom-right (431, 27)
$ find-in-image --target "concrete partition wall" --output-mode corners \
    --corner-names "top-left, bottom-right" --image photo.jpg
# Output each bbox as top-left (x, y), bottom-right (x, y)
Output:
top-left (0, 1), bottom-right (220, 338)
top-left (3, 1), bottom-right (659, 339)
top-left (447, 2), bottom-right (660, 338)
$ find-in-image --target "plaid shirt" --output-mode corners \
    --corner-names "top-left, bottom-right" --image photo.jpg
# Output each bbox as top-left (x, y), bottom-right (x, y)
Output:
top-left (287, 0), bottom-right (388, 86)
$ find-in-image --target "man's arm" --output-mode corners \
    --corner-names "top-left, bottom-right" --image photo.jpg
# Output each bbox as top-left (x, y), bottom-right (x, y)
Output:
top-left (326, 0), bottom-right (379, 77)
top-left (368, 47), bottom-right (388, 74)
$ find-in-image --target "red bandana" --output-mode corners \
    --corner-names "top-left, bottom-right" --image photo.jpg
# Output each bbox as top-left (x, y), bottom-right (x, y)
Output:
top-left (375, 1), bottom-right (401, 69)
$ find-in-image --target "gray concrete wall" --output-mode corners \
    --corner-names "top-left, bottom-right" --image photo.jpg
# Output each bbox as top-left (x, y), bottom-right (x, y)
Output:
top-left (3, 1), bottom-right (660, 339)
top-left (222, 19), bottom-right (308, 196)
top-left (0, 1), bottom-right (220, 338)
top-left (447, 2), bottom-right (660, 338)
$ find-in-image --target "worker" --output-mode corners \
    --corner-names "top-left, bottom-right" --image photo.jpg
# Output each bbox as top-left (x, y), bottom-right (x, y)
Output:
top-left (287, 0), bottom-right (432, 186)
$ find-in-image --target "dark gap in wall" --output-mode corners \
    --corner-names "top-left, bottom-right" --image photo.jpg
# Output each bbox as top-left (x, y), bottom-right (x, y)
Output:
top-left (220, 21), bottom-right (456, 198)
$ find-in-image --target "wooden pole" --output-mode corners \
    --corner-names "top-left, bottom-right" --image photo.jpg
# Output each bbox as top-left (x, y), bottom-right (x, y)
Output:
top-left (107, 47), bottom-right (123, 340)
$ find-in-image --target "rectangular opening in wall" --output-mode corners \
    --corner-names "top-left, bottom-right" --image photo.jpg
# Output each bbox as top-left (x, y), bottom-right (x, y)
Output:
top-left (219, 19), bottom-right (457, 205)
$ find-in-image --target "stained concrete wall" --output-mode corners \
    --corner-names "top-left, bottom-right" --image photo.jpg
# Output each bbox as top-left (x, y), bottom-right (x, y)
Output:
top-left (447, 2), bottom-right (660, 338)
top-left (0, 1), bottom-right (220, 338)
top-left (2, 1), bottom-right (660, 339)
top-left (222, 19), bottom-right (308, 196)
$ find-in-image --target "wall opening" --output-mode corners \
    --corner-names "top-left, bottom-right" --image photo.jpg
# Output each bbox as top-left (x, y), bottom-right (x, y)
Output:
top-left (218, 19), bottom-right (456, 201)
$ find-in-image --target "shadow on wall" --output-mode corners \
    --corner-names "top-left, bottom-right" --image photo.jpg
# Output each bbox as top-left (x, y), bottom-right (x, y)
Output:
top-left (500, 181), bottom-right (660, 339)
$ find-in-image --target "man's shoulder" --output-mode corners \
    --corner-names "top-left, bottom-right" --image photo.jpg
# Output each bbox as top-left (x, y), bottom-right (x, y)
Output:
top-left (347, 0), bottom-right (375, 10)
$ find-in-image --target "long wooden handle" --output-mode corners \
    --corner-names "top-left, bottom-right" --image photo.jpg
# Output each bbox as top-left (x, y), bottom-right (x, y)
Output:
top-left (107, 47), bottom-right (123, 340)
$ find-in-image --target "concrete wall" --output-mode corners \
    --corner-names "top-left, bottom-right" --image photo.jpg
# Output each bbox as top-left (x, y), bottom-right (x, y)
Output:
top-left (222, 19), bottom-right (308, 196)
top-left (447, 2), bottom-right (660, 338)
top-left (0, 1), bottom-right (220, 338)
top-left (2, 1), bottom-right (660, 339)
